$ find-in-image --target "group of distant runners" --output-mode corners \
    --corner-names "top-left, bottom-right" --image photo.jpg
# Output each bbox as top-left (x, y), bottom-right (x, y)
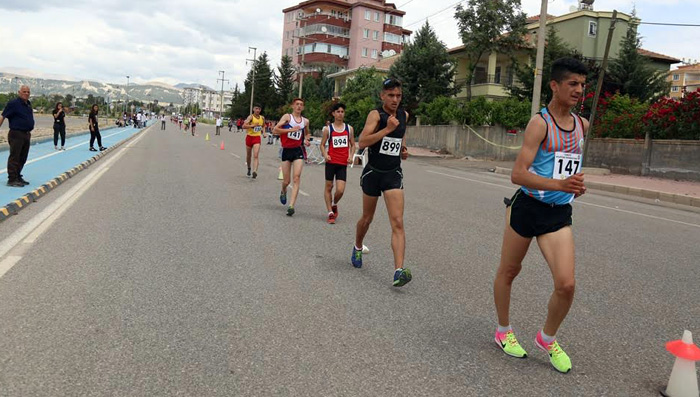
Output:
top-left (162, 58), bottom-right (588, 374)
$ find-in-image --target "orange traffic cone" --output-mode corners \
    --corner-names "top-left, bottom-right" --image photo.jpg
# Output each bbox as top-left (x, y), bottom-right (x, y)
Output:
top-left (220, 141), bottom-right (225, 150)
top-left (661, 330), bottom-right (700, 397)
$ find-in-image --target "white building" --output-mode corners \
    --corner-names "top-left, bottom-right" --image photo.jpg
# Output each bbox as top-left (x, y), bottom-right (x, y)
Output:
top-left (183, 86), bottom-right (233, 118)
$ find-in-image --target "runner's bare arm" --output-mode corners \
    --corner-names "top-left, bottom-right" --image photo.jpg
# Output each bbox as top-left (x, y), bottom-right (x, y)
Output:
top-left (303, 118), bottom-right (311, 145)
top-left (0, 116), bottom-right (5, 128)
top-left (511, 115), bottom-right (584, 194)
top-left (358, 110), bottom-right (387, 149)
top-left (273, 114), bottom-right (292, 135)
top-left (320, 127), bottom-right (330, 159)
top-left (348, 126), bottom-right (356, 163)
top-left (401, 135), bottom-right (409, 160)
top-left (242, 115), bottom-right (254, 129)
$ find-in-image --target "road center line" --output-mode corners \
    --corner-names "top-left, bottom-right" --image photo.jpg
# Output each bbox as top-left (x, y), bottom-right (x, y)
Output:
top-left (426, 169), bottom-right (700, 229)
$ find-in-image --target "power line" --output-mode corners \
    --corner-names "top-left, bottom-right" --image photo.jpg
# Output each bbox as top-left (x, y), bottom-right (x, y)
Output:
top-left (639, 21), bottom-right (700, 27)
top-left (404, 0), bottom-right (464, 28)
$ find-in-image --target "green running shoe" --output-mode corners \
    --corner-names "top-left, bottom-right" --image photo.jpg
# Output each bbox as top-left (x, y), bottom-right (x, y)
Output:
top-left (392, 268), bottom-right (412, 287)
top-left (286, 206), bottom-right (295, 216)
top-left (535, 331), bottom-right (572, 373)
top-left (495, 329), bottom-right (528, 358)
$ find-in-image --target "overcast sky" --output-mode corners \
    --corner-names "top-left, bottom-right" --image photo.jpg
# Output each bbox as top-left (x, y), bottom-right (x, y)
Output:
top-left (0, 0), bottom-right (698, 90)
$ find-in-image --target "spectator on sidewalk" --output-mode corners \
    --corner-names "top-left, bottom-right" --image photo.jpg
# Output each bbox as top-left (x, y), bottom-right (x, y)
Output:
top-left (88, 104), bottom-right (107, 152)
top-left (161, 114), bottom-right (166, 130)
top-left (52, 102), bottom-right (66, 150)
top-left (228, 118), bottom-right (233, 132)
top-left (0, 85), bottom-right (34, 187)
top-left (216, 116), bottom-right (222, 135)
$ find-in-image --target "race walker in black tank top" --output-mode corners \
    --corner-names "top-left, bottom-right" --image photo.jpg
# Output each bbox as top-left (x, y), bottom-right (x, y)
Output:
top-left (368, 106), bottom-right (406, 171)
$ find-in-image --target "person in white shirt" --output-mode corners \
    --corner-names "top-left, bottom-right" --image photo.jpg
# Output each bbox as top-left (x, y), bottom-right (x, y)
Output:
top-left (215, 116), bottom-right (222, 135)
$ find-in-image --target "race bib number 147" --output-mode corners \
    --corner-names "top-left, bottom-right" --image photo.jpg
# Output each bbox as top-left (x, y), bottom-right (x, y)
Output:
top-left (553, 152), bottom-right (582, 179)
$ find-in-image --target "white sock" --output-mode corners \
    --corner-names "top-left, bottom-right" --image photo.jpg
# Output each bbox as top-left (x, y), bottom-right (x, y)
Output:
top-left (395, 268), bottom-right (402, 272)
top-left (540, 331), bottom-right (556, 344)
top-left (497, 325), bottom-right (512, 333)
top-left (354, 245), bottom-right (362, 251)
top-left (329, 211), bottom-right (334, 216)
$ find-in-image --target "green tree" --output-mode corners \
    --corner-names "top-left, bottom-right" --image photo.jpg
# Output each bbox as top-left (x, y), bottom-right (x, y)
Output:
top-left (509, 27), bottom-right (577, 104)
top-left (607, 25), bottom-right (670, 103)
top-left (454, 0), bottom-right (528, 101)
top-left (243, 52), bottom-right (277, 115)
top-left (229, 83), bottom-right (249, 119)
top-left (389, 22), bottom-right (459, 113)
top-left (339, 68), bottom-right (384, 134)
top-left (416, 96), bottom-right (463, 125)
top-left (275, 55), bottom-right (296, 106)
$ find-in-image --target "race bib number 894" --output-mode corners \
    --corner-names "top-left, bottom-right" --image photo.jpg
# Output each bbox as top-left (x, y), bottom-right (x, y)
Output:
top-left (332, 136), bottom-right (348, 148)
top-left (553, 152), bottom-right (582, 180)
top-left (379, 137), bottom-right (402, 156)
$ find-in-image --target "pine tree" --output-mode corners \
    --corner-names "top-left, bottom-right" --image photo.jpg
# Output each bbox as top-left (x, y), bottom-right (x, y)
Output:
top-left (607, 25), bottom-right (670, 103)
top-left (243, 52), bottom-right (277, 115)
top-left (509, 27), bottom-right (578, 104)
top-left (389, 22), bottom-right (458, 112)
top-left (275, 55), bottom-right (296, 106)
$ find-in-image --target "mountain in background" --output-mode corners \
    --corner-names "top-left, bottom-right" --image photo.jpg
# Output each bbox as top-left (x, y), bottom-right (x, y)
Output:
top-left (174, 83), bottom-right (216, 91)
top-left (0, 72), bottom-right (185, 105)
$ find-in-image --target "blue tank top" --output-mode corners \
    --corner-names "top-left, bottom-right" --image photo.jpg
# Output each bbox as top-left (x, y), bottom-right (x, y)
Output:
top-left (521, 107), bottom-right (585, 205)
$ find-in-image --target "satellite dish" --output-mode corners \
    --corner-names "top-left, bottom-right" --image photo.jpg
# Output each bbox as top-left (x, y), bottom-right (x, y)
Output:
top-left (388, 49), bottom-right (396, 56)
top-left (316, 8), bottom-right (321, 13)
top-left (321, 26), bottom-right (328, 33)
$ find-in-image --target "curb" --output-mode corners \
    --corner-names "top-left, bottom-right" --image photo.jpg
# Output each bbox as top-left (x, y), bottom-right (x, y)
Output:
top-left (493, 167), bottom-right (700, 209)
top-left (0, 124), bottom-right (153, 223)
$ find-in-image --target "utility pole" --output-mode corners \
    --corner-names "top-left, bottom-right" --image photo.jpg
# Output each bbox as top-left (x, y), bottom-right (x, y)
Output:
top-left (298, 33), bottom-right (306, 99)
top-left (246, 47), bottom-right (257, 115)
top-left (582, 10), bottom-right (618, 166)
top-left (530, 0), bottom-right (548, 116)
top-left (217, 70), bottom-right (229, 118)
top-left (126, 75), bottom-right (130, 116)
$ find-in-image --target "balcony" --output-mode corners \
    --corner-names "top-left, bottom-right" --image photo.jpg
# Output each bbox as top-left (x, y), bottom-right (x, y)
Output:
top-left (454, 72), bottom-right (519, 100)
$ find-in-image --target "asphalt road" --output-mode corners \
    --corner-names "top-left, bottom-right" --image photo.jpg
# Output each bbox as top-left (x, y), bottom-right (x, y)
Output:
top-left (0, 121), bottom-right (698, 396)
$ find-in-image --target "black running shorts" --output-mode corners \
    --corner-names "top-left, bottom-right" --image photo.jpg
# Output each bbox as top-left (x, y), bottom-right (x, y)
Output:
top-left (325, 163), bottom-right (347, 181)
top-left (506, 189), bottom-right (572, 238)
top-left (281, 147), bottom-right (304, 162)
top-left (360, 166), bottom-right (403, 197)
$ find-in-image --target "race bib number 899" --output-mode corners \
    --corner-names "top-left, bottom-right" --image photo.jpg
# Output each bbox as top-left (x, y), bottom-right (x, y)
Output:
top-left (332, 136), bottom-right (348, 148)
top-left (379, 137), bottom-right (402, 156)
top-left (553, 152), bottom-right (582, 180)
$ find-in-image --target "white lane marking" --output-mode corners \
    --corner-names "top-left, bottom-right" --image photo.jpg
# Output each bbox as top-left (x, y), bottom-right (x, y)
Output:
top-left (426, 169), bottom-right (700, 229)
top-left (0, 256), bottom-right (22, 279)
top-left (0, 128), bottom-right (150, 275)
top-left (0, 128), bottom-right (131, 175)
top-left (231, 153), bottom-right (241, 159)
top-left (299, 189), bottom-right (310, 197)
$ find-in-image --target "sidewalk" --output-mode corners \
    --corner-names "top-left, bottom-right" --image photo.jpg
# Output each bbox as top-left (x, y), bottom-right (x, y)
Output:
top-left (408, 146), bottom-right (700, 209)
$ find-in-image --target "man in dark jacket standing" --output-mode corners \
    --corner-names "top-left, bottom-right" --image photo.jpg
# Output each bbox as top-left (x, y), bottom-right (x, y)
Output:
top-left (0, 85), bottom-right (34, 187)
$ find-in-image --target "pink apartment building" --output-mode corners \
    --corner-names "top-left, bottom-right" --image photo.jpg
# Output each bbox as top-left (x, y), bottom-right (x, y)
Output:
top-left (281, 0), bottom-right (411, 77)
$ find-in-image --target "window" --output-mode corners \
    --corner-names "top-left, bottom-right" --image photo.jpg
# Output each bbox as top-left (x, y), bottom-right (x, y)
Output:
top-left (374, 12), bottom-right (380, 22)
top-left (673, 74), bottom-right (680, 81)
top-left (373, 30), bottom-right (379, 41)
top-left (671, 86), bottom-right (680, 92)
top-left (363, 28), bottom-right (369, 38)
top-left (371, 49), bottom-right (378, 59)
top-left (365, 10), bottom-right (371, 20)
top-left (588, 21), bottom-right (597, 37)
top-left (302, 43), bottom-right (349, 57)
top-left (362, 48), bottom-right (368, 57)
top-left (286, 12), bottom-right (293, 22)
top-left (385, 14), bottom-right (403, 26)
top-left (383, 32), bottom-right (402, 44)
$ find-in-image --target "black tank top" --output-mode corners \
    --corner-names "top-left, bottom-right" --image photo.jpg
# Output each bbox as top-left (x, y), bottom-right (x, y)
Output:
top-left (368, 106), bottom-right (406, 171)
